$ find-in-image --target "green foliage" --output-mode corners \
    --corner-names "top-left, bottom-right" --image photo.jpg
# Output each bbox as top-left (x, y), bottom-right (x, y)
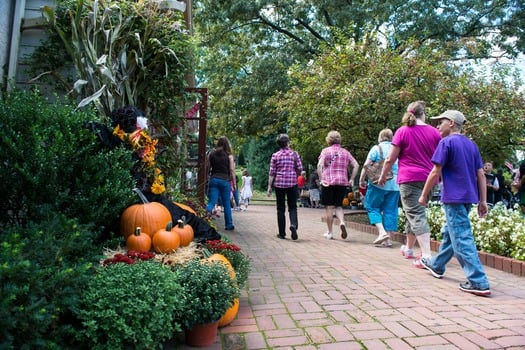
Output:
top-left (274, 41), bottom-right (525, 165)
top-left (420, 202), bottom-right (525, 261)
top-left (243, 135), bottom-right (277, 191)
top-left (76, 260), bottom-right (184, 350)
top-left (39, 0), bottom-right (192, 119)
top-left (0, 215), bottom-right (100, 349)
top-left (175, 258), bottom-right (239, 329)
top-left (0, 90), bottom-right (135, 230)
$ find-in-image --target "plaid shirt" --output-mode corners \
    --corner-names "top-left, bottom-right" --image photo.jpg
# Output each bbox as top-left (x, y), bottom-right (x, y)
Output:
top-left (318, 144), bottom-right (358, 186)
top-left (269, 147), bottom-right (303, 188)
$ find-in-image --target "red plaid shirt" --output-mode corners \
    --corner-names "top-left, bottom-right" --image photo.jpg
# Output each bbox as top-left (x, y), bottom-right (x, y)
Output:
top-left (269, 148), bottom-right (303, 188)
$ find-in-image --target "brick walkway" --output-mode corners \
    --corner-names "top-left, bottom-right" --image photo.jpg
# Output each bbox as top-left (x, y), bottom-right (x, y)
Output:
top-left (180, 204), bottom-right (525, 350)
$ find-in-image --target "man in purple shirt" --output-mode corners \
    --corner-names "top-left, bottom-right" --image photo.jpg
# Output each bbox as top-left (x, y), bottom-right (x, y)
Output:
top-left (317, 130), bottom-right (359, 240)
top-left (419, 110), bottom-right (490, 296)
top-left (267, 134), bottom-right (303, 240)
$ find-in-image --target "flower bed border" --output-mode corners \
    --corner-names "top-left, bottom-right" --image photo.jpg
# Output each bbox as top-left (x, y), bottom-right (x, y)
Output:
top-left (345, 221), bottom-right (525, 277)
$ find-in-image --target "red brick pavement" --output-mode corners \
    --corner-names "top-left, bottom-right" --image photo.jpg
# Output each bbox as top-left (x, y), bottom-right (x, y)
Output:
top-left (178, 204), bottom-right (525, 350)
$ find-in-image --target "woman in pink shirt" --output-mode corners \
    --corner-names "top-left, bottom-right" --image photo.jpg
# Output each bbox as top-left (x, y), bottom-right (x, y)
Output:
top-left (317, 130), bottom-right (359, 240)
top-left (378, 101), bottom-right (441, 268)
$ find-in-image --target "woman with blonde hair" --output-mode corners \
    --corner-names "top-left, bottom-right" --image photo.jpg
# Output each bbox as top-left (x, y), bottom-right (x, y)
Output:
top-left (318, 130), bottom-right (359, 240)
top-left (378, 101), bottom-right (441, 267)
top-left (359, 128), bottom-right (399, 247)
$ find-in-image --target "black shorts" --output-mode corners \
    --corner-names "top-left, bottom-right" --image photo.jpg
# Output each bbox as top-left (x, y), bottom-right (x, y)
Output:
top-left (320, 185), bottom-right (347, 207)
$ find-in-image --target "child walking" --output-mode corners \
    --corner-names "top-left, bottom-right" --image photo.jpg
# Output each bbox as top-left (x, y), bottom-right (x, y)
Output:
top-left (240, 169), bottom-right (253, 211)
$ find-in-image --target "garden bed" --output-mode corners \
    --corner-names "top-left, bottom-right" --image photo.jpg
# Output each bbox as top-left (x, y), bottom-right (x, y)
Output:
top-left (344, 214), bottom-right (525, 277)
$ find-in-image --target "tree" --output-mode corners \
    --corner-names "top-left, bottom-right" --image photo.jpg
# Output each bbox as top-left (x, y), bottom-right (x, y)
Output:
top-left (272, 40), bottom-right (525, 165)
top-left (194, 0), bottom-right (525, 162)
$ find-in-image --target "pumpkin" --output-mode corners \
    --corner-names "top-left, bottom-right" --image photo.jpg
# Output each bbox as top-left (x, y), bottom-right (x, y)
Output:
top-left (218, 298), bottom-right (239, 327)
top-left (126, 227), bottom-right (152, 252)
top-left (152, 222), bottom-right (181, 253)
top-left (342, 197), bottom-right (350, 207)
top-left (347, 192), bottom-right (354, 200)
top-left (120, 189), bottom-right (172, 239)
top-left (173, 217), bottom-right (194, 247)
top-left (174, 202), bottom-right (197, 215)
top-left (206, 253), bottom-right (236, 280)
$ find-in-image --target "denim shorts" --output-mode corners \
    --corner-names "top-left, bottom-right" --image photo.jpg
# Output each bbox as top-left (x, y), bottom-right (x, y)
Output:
top-left (399, 182), bottom-right (430, 235)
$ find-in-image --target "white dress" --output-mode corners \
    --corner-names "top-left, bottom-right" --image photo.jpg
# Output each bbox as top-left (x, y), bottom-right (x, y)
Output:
top-left (240, 176), bottom-right (253, 200)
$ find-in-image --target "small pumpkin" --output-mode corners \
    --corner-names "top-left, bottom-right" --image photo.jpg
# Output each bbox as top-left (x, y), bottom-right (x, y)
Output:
top-left (152, 222), bottom-right (180, 253)
top-left (126, 227), bottom-right (152, 252)
top-left (206, 253), bottom-right (236, 280)
top-left (120, 189), bottom-right (171, 239)
top-left (342, 197), bottom-right (350, 207)
top-left (173, 217), bottom-right (194, 247)
top-left (218, 298), bottom-right (239, 327)
top-left (347, 192), bottom-right (355, 200)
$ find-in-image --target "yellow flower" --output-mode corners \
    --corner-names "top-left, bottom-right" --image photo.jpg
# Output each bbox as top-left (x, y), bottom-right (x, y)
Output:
top-left (113, 125), bottom-right (125, 141)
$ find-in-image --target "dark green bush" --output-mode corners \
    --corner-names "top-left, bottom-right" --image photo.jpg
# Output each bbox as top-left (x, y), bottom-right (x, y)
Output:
top-left (0, 214), bottom-right (101, 349)
top-left (76, 260), bottom-right (184, 350)
top-left (0, 89), bottom-right (136, 231)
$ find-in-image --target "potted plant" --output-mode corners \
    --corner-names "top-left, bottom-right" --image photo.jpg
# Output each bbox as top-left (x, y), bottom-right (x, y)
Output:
top-left (174, 258), bottom-right (239, 347)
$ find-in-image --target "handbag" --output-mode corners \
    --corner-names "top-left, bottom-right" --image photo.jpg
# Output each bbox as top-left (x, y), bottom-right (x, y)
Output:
top-left (364, 144), bottom-right (393, 184)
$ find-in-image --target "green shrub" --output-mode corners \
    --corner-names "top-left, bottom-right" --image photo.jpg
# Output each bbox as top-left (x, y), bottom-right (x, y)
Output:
top-left (76, 260), bottom-right (184, 350)
top-left (0, 215), bottom-right (100, 349)
top-left (0, 89), bottom-right (135, 231)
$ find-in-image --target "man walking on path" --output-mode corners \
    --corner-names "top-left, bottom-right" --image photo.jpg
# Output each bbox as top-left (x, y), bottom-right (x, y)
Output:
top-left (418, 110), bottom-right (491, 296)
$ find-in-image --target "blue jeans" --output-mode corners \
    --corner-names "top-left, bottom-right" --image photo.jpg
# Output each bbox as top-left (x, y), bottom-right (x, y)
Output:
top-left (364, 185), bottom-right (400, 231)
top-left (206, 177), bottom-right (234, 229)
top-left (429, 204), bottom-right (489, 289)
top-left (275, 186), bottom-right (298, 236)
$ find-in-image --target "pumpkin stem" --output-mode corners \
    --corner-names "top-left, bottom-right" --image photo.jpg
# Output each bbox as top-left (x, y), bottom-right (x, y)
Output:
top-left (177, 219), bottom-right (184, 228)
top-left (134, 227), bottom-right (141, 236)
top-left (133, 188), bottom-right (150, 204)
top-left (165, 221), bottom-right (173, 231)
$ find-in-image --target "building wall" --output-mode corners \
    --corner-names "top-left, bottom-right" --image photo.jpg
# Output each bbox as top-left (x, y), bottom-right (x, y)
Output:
top-left (0, 1), bottom-right (15, 93)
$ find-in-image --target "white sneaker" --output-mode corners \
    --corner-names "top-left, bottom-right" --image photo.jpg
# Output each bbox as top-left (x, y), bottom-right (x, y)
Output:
top-left (373, 232), bottom-right (390, 245)
top-left (323, 232), bottom-right (333, 240)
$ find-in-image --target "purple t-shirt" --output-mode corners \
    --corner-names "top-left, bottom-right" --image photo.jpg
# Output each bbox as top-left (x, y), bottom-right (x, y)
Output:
top-left (392, 124), bottom-right (441, 183)
top-left (431, 134), bottom-right (483, 204)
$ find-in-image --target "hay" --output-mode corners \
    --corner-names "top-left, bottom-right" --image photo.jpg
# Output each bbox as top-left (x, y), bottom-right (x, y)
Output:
top-left (102, 242), bottom-right (202, 266)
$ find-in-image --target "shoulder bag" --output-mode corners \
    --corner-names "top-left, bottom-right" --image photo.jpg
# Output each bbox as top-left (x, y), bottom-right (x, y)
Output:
top-left (364, 144), bottom-right (393, 184)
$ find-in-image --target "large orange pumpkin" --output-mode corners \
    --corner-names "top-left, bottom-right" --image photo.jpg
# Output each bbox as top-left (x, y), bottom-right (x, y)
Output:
top-left (120, 189), bottom-right (172, 239)
top-left (218, 298), bottom-right (239, 327)
top-left (152, 222), bottom-right (181, 253)
top-left (126, 227), bottom-right (152, 252)
top-left (173, 218), bottom-right (194, 247)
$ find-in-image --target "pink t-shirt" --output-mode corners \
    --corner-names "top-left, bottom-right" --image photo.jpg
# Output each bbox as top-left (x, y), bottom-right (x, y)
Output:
top-left (392, 124), bottom-right (441, 184)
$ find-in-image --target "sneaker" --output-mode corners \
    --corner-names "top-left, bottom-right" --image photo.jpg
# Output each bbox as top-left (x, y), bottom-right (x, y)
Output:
top-left (413, 256), bottom-right (424, 269)
top-left (323, 232), bottom-right (333, 240)
top-left (290, 226), bottom-right (298, 241)
top-left (373, 232), bottom-right (389, 245)
top-left (340, 223), bottom-right (348, 239)
top-left (277, 234), bottom-right (285, 239)
top-left (382, 239), bottom-right (393, 247)
top-left (459, 281), bottom-right (491, 296)
top-left (400, 245), bottom-right (415, 259)
top-left (420, 257), bottom-right (443, 279)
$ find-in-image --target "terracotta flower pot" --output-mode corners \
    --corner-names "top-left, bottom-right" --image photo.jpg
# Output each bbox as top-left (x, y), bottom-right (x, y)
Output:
top-left (184, 320), bottom-right (219, 347)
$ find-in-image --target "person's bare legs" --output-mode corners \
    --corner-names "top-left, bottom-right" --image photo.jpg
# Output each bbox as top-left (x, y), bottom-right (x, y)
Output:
top-left (325, 205), bottom-right (335, 233)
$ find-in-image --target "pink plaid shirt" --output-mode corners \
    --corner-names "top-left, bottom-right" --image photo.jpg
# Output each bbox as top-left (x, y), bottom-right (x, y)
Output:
top-left (318, 144), bottom-right (358, 186)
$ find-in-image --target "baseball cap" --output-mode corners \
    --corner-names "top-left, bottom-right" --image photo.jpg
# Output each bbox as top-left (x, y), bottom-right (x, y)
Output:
top-left (430, 110), bottom-right (466, 126)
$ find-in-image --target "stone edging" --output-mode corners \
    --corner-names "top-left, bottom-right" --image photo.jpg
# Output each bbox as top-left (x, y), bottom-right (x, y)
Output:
top-left (345, 221), bottom-right (525, 277)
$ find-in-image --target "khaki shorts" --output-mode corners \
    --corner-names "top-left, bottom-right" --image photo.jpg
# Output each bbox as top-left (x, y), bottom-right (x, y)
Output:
top-left (399, 182), bottom-right (430, 235)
